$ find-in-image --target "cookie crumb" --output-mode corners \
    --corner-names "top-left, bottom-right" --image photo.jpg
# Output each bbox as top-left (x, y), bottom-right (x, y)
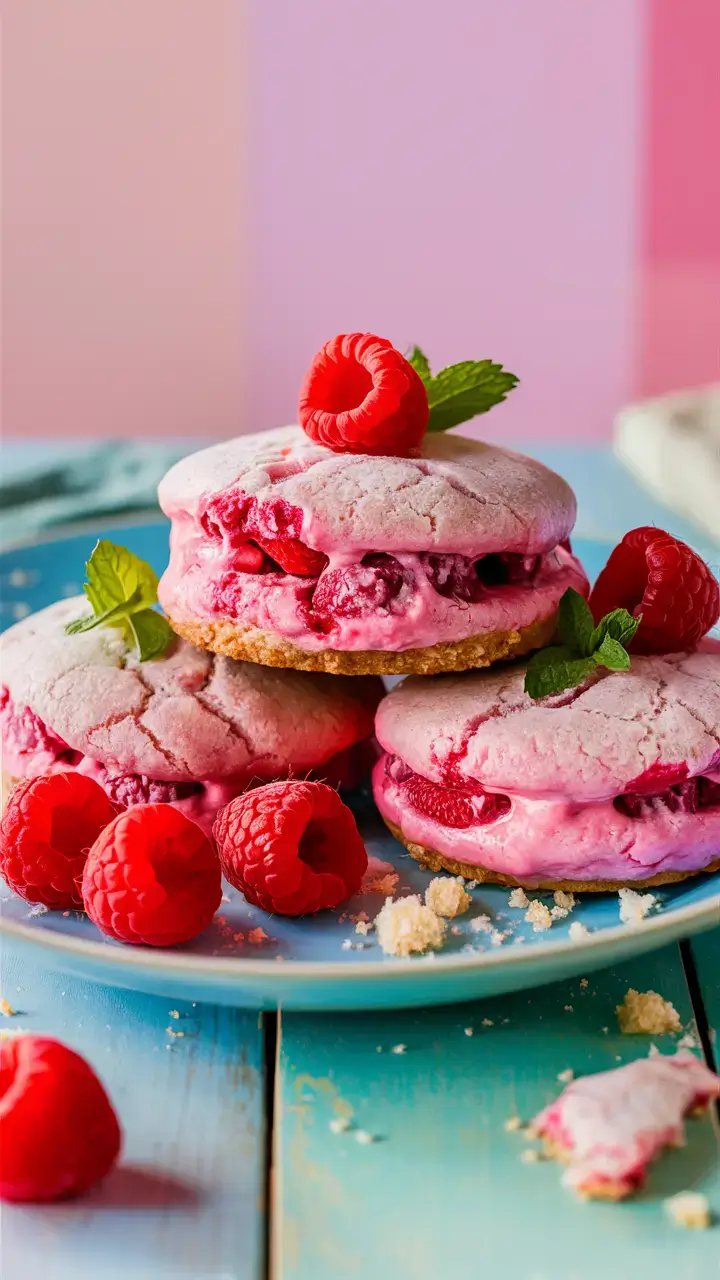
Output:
top-left (520, 1148), bottom-right (541, 1164)
top-left (491, 928), bottom-right (510, 947)
top-left (564, 1005), bottom-right (574, 1012)
top-left (504, 1115), bottom-right (522, 1132)
top-left (391, 1044), bottom-right (407, 1055)
top-left (677, 1032), bottom-right (698, 1049)
top-left (354, 1129), bottom-right (376, 1145)
top-left (617, 988), bottom-right (682, 1035)
top-left (557, 1068), bottom-right (574, 1084)
top-left (508, 887), bottom-right (530, 909)
top-left (525, 900), bottom-right (553, 932)
top-left (168, 1009), bottom-right (180, 1020)
top-left (464, 1026), bottom-right (474, 1037)
top-left (248, 927), bottom-right (269, 944)
top-left (469, 914), bottom-right (493, 934)
top-left (28, 904), bottom-right (49, 918)
top-left (0, 998), bottom-right (16, 1018)
top-left (481, 1018), bottom-right (494, 1027)
top-left (580, 978), bottom-right (589, 988)
top-left (425, 876), bottom-right (471, 919)
top-left (618, 888), bottom-right (658, 925)
top-left (375, 895), bottom-right (446, 957)
top-left (551, 890), bottom-right (576, 920)
top-left (664, 1191), bottom-right (711, 1230)
top-left (166, 1027), bottom-right (185, 1039)
top-left (364, 873), bottom-right (399, 897)
top-left (355, 920), bottom-right (371, 936)
top-left (568, 922), bottom-right (589, 942)
top-left (329, 1116), bottom-right (352, 1135)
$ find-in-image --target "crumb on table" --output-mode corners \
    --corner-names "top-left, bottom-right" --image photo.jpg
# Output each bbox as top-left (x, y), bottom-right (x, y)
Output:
top-left (664, 1191), bottom-right (711, 1230)
top-left (374, 895), bottom-right (446, 957)
top-left (425, 876), bottom-right (471, 919)
top-left (0, 998), bottom-right (17, 1018)
top-left (617, 988), bottom-right (682, 1035)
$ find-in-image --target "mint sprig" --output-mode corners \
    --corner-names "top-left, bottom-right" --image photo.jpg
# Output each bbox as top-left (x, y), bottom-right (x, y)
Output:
top-left (407, 346), bottom-right (518, 433)
top-left (65, 540), bottom-right (174, 661)
top-left (524, 588), bottom-right (641, 699)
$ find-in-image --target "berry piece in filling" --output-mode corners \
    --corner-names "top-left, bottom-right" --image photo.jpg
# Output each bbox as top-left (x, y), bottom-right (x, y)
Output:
top-left (214, 781), bottom-right (368, 915)
top-left (614, 773), bottom-right (720, 819)
top-left (312, 554), bottom-right (414, 622)
top-left (82, 804), bottom-right (222, 946)
top-left (299, 333), bottom-right (429, 456)
top-left (200, 494), bottom-right (328, 578)
top-left (0, 1035), bottom-right (122, 1202)
top-left (588, 527), bottom-right (720, 654)
top-left (385, 756), bottom-right (511, 830)
top-left (0, 773), bottom-right (119, 910)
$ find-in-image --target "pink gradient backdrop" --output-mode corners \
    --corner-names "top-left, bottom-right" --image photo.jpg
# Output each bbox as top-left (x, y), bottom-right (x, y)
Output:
top-left (2, 0), bottom-right (718, 441)
top-left (2, 0), bottom-right (245, 439)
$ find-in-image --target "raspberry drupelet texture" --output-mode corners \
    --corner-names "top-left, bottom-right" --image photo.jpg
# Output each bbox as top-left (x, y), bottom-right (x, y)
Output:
top-left (0, 773), bottom-right (119, 909)
top-left (299, 333), bottom-right (429, 456)
top-left (82, 804), bottom-right (222, 946)
top-left (214, 780), bottom-right (368, 915)
top-left (0, 1035), bottom-right (121, 1202)
top-left (589, 527), bottom-right (720, 654)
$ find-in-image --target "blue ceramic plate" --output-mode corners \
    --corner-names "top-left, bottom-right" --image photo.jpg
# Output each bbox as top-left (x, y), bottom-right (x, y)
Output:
top-left (1, 521), bottom-right (719, 1010)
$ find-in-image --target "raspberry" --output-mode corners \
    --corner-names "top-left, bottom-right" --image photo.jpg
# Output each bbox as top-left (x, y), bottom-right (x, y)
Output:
top-left (312, 554), bottom-right (413, 621)
top-left (0, 1035), bottom-right (121, 1202)
top-left (0, 773), bottom-right (119, 910)
top-left (385, 757), bottom-right (511, 829)
top-left (82, 804), bottom-right (222, 946)
top-left (299, 333), bottom-right (429, 456)
top-left (200, 492), bottom-right (327, 577)
top-left (615, 772), bottom-right (720, 819)
top-left (422, 554), bottom-right (485, 602)
top-left (213, 781), bottom-right (368, 916)
top-left (253, 535), bottom-right (328, 577)
top-left (589, 527), bottom-right (720, 653)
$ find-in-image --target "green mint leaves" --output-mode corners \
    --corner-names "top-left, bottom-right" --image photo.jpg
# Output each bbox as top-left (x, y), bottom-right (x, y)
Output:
top-left (524, 588), bottom-right (641, 700)
top-left (65, 540), bottom-right (174, 661)
top-left (407, 346), bottom-right (519, 433)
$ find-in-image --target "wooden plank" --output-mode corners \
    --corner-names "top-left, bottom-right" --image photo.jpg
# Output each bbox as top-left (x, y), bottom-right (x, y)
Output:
top-left (689, 927), bottom-right (720, 1046)
top-left (275, 945), bottom-right (719, 1280)
top-left (0, 952), bottom-right (266, 1280)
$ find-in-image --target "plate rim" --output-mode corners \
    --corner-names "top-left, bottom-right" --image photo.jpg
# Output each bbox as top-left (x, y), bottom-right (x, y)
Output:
top-left (2, 888), bottom-right (718, 984)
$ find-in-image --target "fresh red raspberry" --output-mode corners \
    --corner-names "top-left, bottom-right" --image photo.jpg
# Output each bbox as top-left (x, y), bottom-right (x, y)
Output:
top-left (82, 804), bottom-right (222, 946)
top-left (311, 553), bottom-right (413, 621)
top-left (214, 781), bottom-right (368, 915)
top-left (589, 527), bottom-right (720, 653)
top-left (0, 773), bottom-right (119, 910)
top-left (299, 333), bottom-right (429, 456)
top-left (0, 1035), bottom-right (121, 1202)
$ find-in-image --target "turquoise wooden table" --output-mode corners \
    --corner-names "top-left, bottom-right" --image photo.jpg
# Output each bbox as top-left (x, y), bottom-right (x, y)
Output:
top-left (1, 443), bottom-right (718, 1278)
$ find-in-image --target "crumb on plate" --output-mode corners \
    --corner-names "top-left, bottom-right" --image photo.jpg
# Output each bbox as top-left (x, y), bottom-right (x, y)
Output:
top-left (568, 922), bottom-right (589, 942)
top-left (525, 900), bottom-right (553, 932)
top-left (425, 876), bottom-right (471, 918)
top-left (618, 887), bottom-right (658, 925)
top-left (508, 887), bottom-right (530, 909)
top-left (374, 895), bottom-right (446, 958)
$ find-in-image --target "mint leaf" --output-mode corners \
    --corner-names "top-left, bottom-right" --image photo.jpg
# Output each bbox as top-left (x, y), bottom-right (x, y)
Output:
top-left (424, 360), bottom-right (519, 433)
top-left (594, 635), bottom-right (630, 671)
top-left (65, 541), bottom-right (171, 661)
top-left (558, 588), bottom-right (595, 656)
top-left (524, 647), bottom-right (598, 699)
top-left (128, 609), bottom-right (174, 661)
top-left (589, 607), bottom-right (640, 653)
top-left (407, 345), bottom-right (432, 385)
top-left (85, 540), bottom-right (158, 615)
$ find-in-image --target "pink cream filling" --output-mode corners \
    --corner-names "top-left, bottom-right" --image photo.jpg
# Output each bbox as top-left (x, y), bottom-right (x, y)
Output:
top-left (158, 495), bottom-right (588, 652)
top-left (373, 753), bottom-right (720, 883)
top-left (1, 692), bottom-right (375, 836)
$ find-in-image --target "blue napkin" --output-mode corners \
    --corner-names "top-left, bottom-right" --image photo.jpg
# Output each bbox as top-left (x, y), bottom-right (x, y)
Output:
top-left (0, 440), bottom-right (202, 548)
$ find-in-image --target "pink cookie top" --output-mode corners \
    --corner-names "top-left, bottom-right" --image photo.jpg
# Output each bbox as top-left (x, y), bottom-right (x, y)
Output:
top-left (158, 425), bottom-right (577, 557)
top-left (533, 1052), bottom-right (720, 1196)
top-left (375, 639), bottom-right (720, 802)
top-left (1, 598), bottom-right (379, 782)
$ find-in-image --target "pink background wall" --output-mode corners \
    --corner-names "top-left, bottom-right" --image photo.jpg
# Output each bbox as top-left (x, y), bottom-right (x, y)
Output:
top-left (2, 0), bottom-right (718, 441)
